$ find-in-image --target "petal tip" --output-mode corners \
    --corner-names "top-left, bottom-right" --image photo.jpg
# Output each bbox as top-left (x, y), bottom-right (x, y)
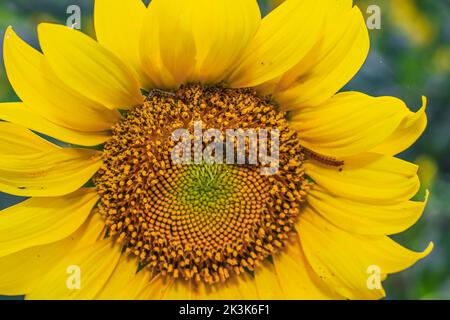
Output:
top-left (424, 189), bottom-right (430, 202)
top-left (4, 25), bottom-right (13, 37)
top-left (4, 26), bottom-right (18, 46)
top-left (421, 95), bottom-right (428, 107)
top-left (420, 96), bottom-right (428, 114)
top-left (37, 22), bottom-right (68, 38)
top-left (423, 242), bottom-right (434, 257)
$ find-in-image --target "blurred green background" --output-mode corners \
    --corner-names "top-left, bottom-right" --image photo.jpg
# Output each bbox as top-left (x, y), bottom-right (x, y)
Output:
top-left (0, 0), bottom-right (449, 300)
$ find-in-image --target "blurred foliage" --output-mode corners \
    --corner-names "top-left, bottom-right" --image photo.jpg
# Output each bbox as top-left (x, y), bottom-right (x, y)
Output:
top-left (0, 0), bottom-right (449, 299)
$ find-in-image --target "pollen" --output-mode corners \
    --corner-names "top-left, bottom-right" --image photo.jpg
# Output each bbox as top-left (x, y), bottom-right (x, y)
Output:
top-left (94, 84), bottom-right (310, 284)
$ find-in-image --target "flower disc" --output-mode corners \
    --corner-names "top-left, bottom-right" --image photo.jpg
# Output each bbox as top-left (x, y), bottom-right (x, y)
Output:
top-left (95, 84), bottom-right (310, 284)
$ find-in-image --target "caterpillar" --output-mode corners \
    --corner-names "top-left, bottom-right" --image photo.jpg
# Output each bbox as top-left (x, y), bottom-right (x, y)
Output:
top-left (147, 88), bottom-right (177, 100)
top-left (303, 147), bottom-right (344, 167)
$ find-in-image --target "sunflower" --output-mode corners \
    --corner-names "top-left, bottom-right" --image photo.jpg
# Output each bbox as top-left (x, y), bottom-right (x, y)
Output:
top-left (0, 0), bottom-right (432, 300)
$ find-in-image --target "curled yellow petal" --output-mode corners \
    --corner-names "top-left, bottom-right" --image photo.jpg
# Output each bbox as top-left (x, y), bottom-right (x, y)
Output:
top-left (372, 96), bottom-right (428, 156)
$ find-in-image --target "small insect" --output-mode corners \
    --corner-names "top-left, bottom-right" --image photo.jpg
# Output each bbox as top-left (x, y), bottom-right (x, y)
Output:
top-left (147, 88), bottom-right (177, 101)
top-left (303, 147), bottom-right (344, 167)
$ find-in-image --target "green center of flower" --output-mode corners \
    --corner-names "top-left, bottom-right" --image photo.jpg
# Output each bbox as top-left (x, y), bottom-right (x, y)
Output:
top-left (94, 84), bottom-right (309, 284)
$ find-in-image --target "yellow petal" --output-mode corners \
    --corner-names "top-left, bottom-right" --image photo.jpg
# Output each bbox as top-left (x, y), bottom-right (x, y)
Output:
top-left (188, 0), bottom-right (261, 84)
top-left (139, 272), bottom-right (259, 300)
top-left (228, 0), bottom-right (327, 88)
top-left (0, 122), bottom-right (55, 155)
top-left (136, 275), bottom-right (184, 300)
top-left (136, 276), bottom-right (170, 300)
top-left (289, 92), bottom-right (408, 157)
top-left (94, 0), bottom-right (149, 88)
top-left (372, 96), bottom-right (428, 156)
top-left (26, 240), bottom-right (121, 300)
top-left (3, 27), bottom-right (121, 131)
top-left (304, 153), bottom-right (420, 204)
top-left (0, 103), bottom-right (111, 146)
top-left (191, 273), bottom-right (259, 300)
top-left (37, 23), bottom-right (143, 110)
top-left (139, 2), bottom-right (174, 89)
top-left (255, 236), bottom-right (341, 299)
top-left (307, 185), bottom-right (429, 235)
top-left (0, 188), bottom-right (99, 257)
top-left (156, 1), bottom-right (196, 86)
top-left (297, 207), bottom-right (432, 299)
top-left (0, 212), bottom-right (105, 296)
top-left (0, 132), bottom-right (102, 197)
top-left (96, 255), bottom-right (152, 300)
top-left (253, 260), bottom-right (283, 300)
top-left (267, 0), bottom-right (286, 11)
top-left (140, 0), bottom-right (196, 88)
top-left (274, 2), bottom-right (369, 109)
top-left (141, 0), bottom-right (260, 88)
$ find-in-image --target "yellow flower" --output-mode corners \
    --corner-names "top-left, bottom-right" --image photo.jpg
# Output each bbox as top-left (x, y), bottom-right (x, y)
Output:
top-left (0, 0), bottom-right (432, 300)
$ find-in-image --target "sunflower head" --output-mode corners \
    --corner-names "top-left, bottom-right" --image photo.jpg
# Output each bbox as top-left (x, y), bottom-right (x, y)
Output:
top-left (0, 0), bottom-right (432, 300)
